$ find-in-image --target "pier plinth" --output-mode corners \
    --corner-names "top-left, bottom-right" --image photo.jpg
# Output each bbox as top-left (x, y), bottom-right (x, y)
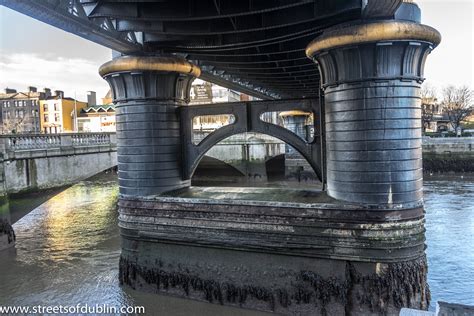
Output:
top-left (117, 188), bottom-right (429, 315)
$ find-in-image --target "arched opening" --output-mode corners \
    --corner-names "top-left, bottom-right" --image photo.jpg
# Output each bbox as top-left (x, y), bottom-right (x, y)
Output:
top-left (192, 156), bottom-right (246, 186)
top-left (191, 132), bottom-right (321, 188)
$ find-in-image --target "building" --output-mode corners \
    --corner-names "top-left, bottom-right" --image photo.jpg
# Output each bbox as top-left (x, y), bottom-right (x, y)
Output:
top-left (39, 91), bottom-right (87, 133)
top-left (77, 104), bottom-right (116, 132)
top-left (77, 91), bottom-right (116, 132)
top-left (0, 87), bottom-right (42, 134)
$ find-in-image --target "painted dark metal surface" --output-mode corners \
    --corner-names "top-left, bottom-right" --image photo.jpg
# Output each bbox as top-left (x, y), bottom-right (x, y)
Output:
top-left (180, 99), bottom-right (322, 181)
top-left (307, 20), bottom-right (440, 206)
top-left (101, 60), bottom-right (197, 196)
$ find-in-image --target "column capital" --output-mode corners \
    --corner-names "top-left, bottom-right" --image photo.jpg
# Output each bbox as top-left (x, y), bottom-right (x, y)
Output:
top-left (306, 20), bottom-right (441, 58)
top-left (99, 56), bottom-right (200, 103)
top-left (306, 20), bottom-right (441, 88)
top-left (99, 56), bottom-right (201, 78)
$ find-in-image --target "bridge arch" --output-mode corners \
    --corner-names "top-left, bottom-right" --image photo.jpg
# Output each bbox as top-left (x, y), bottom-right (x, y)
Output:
top-left (186, 129), bottom-right (320, 181)
top-left (181, 99), bottom-right (322, 182)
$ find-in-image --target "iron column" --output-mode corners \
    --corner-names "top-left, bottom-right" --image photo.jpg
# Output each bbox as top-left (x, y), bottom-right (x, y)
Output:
top-left (99, 56), bottom-right (200, 196)
top-left (306, 19), bottom-right (441, 206)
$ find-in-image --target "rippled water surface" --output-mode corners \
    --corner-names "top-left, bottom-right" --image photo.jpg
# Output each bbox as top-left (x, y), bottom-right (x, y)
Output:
top-left (423, 175), bottom-right (474, 309)
top-left (0, 174), bottom-right (472, 314)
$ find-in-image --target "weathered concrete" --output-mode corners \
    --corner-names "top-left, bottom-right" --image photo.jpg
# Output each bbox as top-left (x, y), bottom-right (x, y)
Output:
top-left (118, 188), bottom-right (429, 315)
top-left (0, 133), bottom-right (117, 193)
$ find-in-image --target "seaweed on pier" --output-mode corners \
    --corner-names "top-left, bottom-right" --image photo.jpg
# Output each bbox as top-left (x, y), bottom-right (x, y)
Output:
top-left (119, 255), bottom-right (430, 314)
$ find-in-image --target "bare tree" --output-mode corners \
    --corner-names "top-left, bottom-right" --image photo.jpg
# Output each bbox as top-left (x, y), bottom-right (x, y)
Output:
top-left (420, 83), bottom-right (438, 133)
top-left (441, 86), bottom-right (474, 135)
top-left (3, 111), bottom-right (26, 134)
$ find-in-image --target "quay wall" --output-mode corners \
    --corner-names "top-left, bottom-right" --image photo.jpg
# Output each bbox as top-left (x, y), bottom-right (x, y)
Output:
top-left (0, 134), bottom-right (117, 194)
top-left (422, 137), bottom-right (474, 173)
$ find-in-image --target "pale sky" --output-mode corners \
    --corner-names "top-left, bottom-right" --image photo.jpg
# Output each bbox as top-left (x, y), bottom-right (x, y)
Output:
top-left (0, 0), bottom-right (473, 102)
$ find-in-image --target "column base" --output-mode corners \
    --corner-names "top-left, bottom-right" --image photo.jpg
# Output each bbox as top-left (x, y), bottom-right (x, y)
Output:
top-left (117, 187), bottom-right (429, 315)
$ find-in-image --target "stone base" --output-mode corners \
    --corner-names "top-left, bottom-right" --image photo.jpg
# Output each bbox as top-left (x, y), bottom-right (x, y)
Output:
top-left (120, 243), bottom-right (429, 315)
top-left (0, 218), bottom-right (15, 251)
top-left (118, 187), bottom-right (429, 315)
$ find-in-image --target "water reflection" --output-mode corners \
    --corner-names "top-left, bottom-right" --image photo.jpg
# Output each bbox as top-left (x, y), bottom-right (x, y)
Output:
top-left (0, 176), bottom-right (267, 315)
top-left (0, 174), bottom-right (472, 314)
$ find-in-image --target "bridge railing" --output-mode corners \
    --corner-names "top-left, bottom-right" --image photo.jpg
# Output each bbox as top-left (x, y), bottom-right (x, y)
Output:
top-left (0, 133), bottom-right (117, 152)
top-left (71, 133), bottom-right (113, 147)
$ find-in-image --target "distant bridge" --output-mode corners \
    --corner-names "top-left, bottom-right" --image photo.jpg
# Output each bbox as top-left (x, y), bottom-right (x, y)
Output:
top-left (0, 133), bottom-right (117, 194)
top-left (0, 132), bottom-right (290, 193)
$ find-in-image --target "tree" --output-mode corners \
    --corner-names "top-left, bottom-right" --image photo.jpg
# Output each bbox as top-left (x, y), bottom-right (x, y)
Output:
top-left (3, 111), bottom-right (26, 134)
top-left (441, 86), bottom-right (474, 135)
top-left (420, 83), bottom-right (438, 133)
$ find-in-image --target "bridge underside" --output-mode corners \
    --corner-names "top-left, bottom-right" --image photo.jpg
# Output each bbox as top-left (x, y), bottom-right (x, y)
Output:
top-left (3, 0), bottom-right (409, 99)
top-left (2, 0), bottom-right (442, 314)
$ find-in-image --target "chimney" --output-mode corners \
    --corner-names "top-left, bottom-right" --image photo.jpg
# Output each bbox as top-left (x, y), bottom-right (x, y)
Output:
top-left (5, 88), bottom-right (17, 94)
top-left (54, 90), bottom-right (64, 99)
top-left (87, 91), bottom-right (97, 106)
top-left (43, 88), bottom-right (51, 97)
top-left (28, 86), bottom-right (37, 92)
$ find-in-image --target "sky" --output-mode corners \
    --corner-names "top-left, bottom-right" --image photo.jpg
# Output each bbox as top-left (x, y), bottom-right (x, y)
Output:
top-left (0, 0), bottom-right (473, 102)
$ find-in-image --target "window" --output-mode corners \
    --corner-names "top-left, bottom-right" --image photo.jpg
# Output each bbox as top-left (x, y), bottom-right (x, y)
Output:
top-left (19, 110), bottom-right (24, 119)
top-left (54, 113), bottom-right (60, 122)
top-left (43, 104), bottom-right (48, 112)
top-left (54, 103), bottom-right (59, 111)
top-left (44, 114), bottom-right (49, 122)
top-left (13, 101), bottom-right (17, 107)
top-left (6, 101), bottom-right (10, 107)
top-left (6, 112), bottom-right (11, 119)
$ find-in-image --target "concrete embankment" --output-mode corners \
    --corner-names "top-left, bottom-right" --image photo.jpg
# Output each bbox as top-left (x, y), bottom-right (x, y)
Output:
top-left (423, 137), bottom-right (474, 173)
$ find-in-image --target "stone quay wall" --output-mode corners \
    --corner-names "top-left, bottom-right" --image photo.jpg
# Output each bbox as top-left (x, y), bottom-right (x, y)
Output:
top-left (422, 137), bottom-right (474, 173)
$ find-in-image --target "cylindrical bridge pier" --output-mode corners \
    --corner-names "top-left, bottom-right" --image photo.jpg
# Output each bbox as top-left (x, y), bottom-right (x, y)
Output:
top-left (306, 20), bottom-right (441, 207)
top-left (99, 56), bottom-right (200, 196)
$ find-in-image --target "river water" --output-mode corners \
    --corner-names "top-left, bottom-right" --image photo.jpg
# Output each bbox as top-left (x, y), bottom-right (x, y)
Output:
top-left (0, 174), bottom-right (472, 314)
